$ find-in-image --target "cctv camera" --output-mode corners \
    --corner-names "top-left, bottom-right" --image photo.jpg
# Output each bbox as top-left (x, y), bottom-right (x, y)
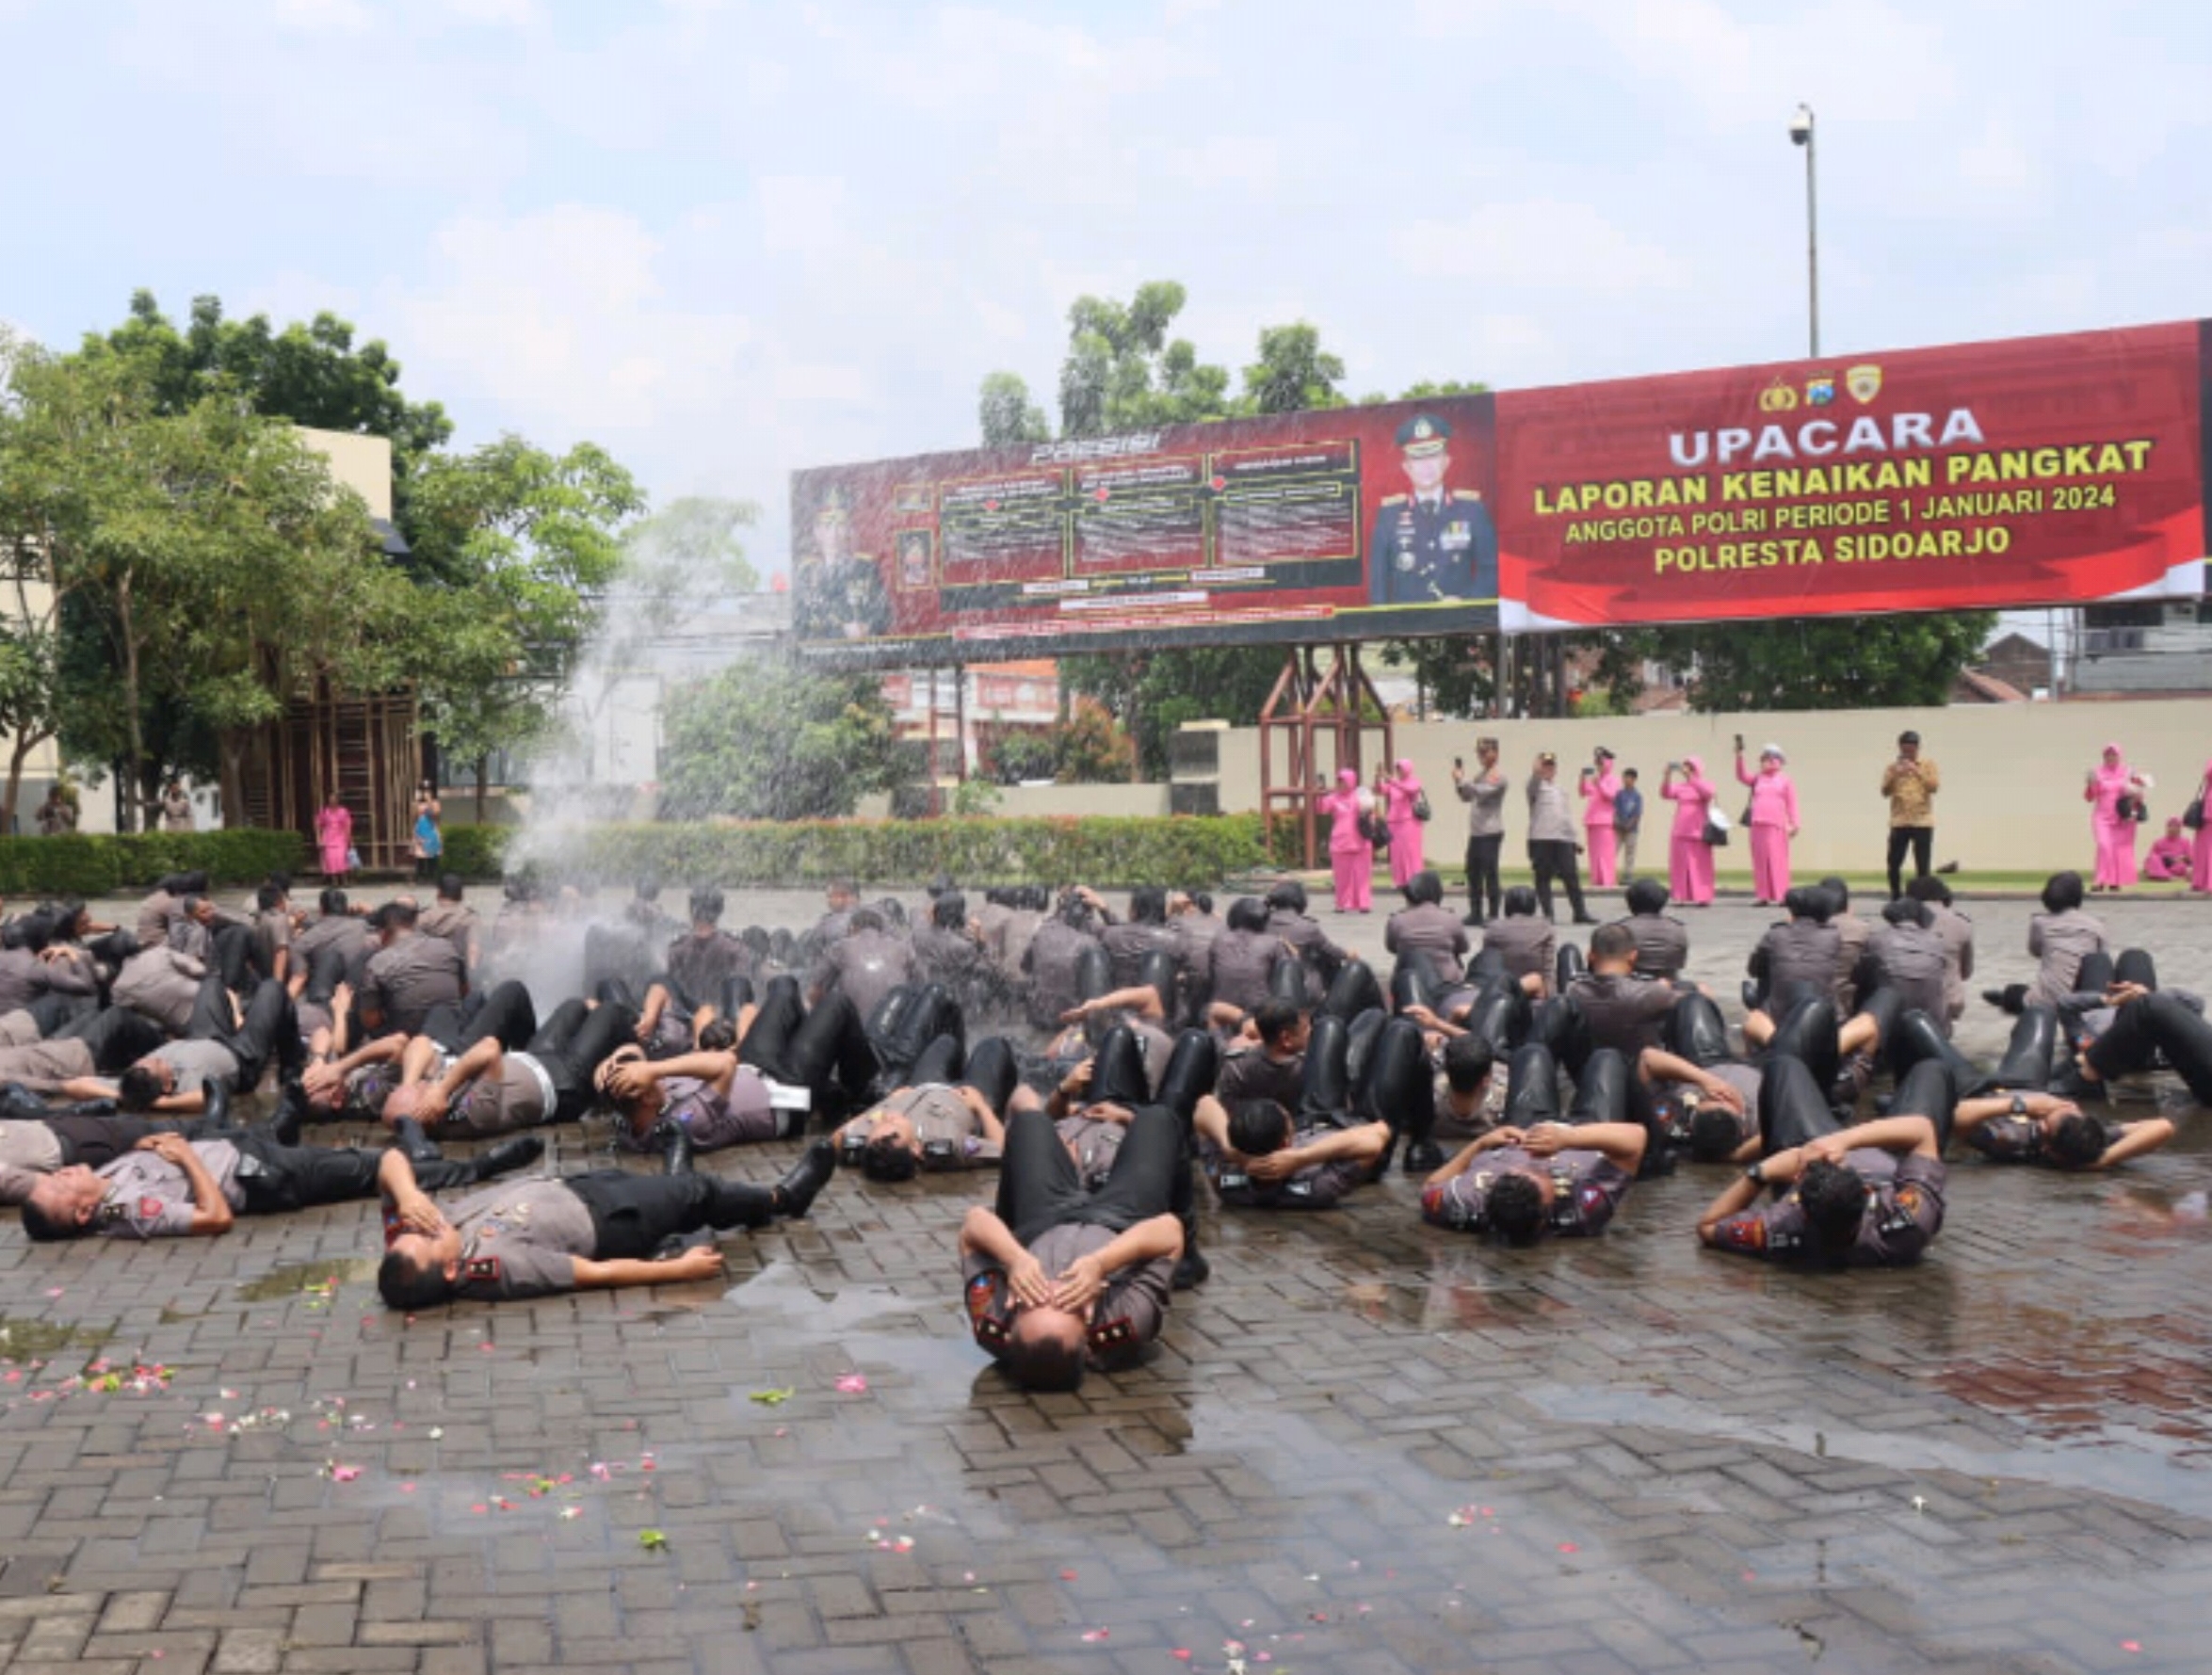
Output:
top-left (1788, 105), bottom-right (1814, 145)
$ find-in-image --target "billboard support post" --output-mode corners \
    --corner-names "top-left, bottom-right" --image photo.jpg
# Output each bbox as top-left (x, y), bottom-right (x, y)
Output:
top-left (1259, 643), bottom-right (1395, 871)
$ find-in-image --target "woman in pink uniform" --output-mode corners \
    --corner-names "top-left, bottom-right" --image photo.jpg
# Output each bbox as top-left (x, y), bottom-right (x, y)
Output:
top-left (2083, 743), bottom-right (2145, 892)
top-left (315, 791), bottom-right (354, 881)
top-left (2193, 760), bottom-right (2212, 894)
top-left (1735, 742), bottom-right (1800, 906)
top-left (1659, 755), bottom-right (1718, 906)
top-left (1578, 748), bottom-right (1623, 886)
top-left (2144, 816), bottom-right (2192, 881)
top-left (1380, 758), bottom-right (1427, 888)
top-left (1318, 767), bottom-right (1375, 913)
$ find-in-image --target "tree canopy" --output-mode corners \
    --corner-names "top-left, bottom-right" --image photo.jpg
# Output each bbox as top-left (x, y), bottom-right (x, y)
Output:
top-left (656, 654), bottom-right (903, 820)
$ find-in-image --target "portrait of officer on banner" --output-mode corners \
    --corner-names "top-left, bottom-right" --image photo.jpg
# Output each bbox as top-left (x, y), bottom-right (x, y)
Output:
top-left (793, 483), bottom-right (892, 641)
top-left (1368, 413), bottom-right (1498, 607)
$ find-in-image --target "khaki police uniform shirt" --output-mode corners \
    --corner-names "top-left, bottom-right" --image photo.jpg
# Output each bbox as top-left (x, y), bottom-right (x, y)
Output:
top-left (364, 933), bottom-right (467, 1037)
top-left (0, 1119), bottom-right (64, 1174)
top-left (1204, 1127), bottom-right (1370, 1211)
top-left (962, 1222), bottom-right (1172, 1369)
top-left (421, 1179), bottom-right (599, 1301)
top-left (1525, 778), bottom-right (1576, 846)
top-left (418, 900), bottom-right (480, 967)
top-left (94, 1139), bottom-right (247, 1240)
top-left (148, 1038), bottom-right (240, 1089)
top-left (0, 1037), bottom-right (96, 1088)
top-left (1867, 924), bottom-right (1951, 1030)
top-left (1056, 1113), bottom-right (1125, 1188)
top-left (1929, 903), bottom-right (1974, 1018)
top-left (1204, 929), bottom-right (1281, 1016)
top-left (664, 929), bottom-right (753, 1005)
top-left (114, 946), bottom-right (207, 1035)
top-left (1752, 920), bottom-right (1841, 1000)
top-left (1458, 770), bottom-right (1508, 839)
top-left (1565, 971), bottom-right (1680, 1059)
top-left (1420, 1145), bottom-right (1631, 1238)
top-left (1619, 913), bottom-right (1690, 980)
top-left (819, 929), bottom-right (915, 1023)
top-left (1100, 921), bottom-right (1180, 990)
top-left (1022, 919), bottom-right (1101, 1032)
top-left (2027, 910), bottom-right (2107, 1012)
top-left (1479, 916), bottom-right (1556, 989)
top-left (1707, 1152), bottom-right (1946, 1265)
top-left (1385, 902), bottom-right (1469, 985)
top-left (848, 1085), bottom-right (995, 1169)
top-left (1216, 1045), bottom-right (1305, 1112)
top-left (448, 1052), bottom-right (556, 1137)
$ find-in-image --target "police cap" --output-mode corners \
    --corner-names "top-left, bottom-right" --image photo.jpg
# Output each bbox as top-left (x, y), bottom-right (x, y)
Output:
top-left (1396, 413), bottom-right (1452, 458)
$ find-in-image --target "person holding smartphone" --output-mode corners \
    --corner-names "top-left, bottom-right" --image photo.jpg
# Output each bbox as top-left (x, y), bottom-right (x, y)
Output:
top-left (1451, 738), bottom-right (1508, 926)
top-left (1880, 731), bottom-right (1939, 900)
top-left (412, 781), bottom-right (444, 882)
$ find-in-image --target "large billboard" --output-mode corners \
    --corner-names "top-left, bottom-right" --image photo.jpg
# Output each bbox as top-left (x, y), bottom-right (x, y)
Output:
top-left (792, 319), bottom-right (2207, 667)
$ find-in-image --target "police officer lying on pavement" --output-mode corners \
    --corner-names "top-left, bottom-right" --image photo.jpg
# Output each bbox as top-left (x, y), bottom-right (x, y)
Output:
top-left (1952, 1088), bottom-right (2174, 1171)
top-left (1418, 1041), bottom-right (1647, 1243)
top-left (0, 1103), bottom-right (236, 1205)
top-left (1695, 1055), bottom-right (1953, 1267)
top-left (2040, 952), bottom-right (2212, 1107)
top-left (375, 1136), bottom-right (837, 1308)
top-left (833, 1036), bottom-right (1018, 1180)
top-left (959, 1096), bottom-right (1185, 1392)
top-left (22, 1111), bottom-right (541, 1242)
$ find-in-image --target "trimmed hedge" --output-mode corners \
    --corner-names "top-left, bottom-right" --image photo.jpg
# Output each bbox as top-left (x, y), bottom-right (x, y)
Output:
top-left (440, 816), bottom-right (1274, 889)
top-left (0, 829), bottom-right (305, 897)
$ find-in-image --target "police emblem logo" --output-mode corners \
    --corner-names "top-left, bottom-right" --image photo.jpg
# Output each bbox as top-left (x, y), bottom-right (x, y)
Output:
top-left (1412, 418), bottom-right (1435, 441)
top-left (1758, 378), bottom-right (1800, 413)
top-left (1845, 364), bottom-right (1882, 403)
top-left (1805, 376), bottom-right (1835, 406)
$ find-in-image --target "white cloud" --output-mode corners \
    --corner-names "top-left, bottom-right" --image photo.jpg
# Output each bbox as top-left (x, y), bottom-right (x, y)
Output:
top-left (1393, 201), bottom-right (1693, 293)
top-left (754, 176), bottom-right (850, 257)
top-left (448, 0), bottom-right (536, 24)
top-left (381, 205), bottom-right (754, 436)
top-left (270, 0), bottom-right (370, 33)
top-left (1957, 117), bottom-right (2042, 209)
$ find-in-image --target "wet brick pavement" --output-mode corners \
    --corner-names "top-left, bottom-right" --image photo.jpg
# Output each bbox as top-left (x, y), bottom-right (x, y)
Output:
top-left (0, 889), bottom-right (2207, 1674)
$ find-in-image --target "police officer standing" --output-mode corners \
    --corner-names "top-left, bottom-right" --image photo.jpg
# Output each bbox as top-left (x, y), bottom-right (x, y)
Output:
top-left (1368, 415), bottom-right (1497, 606)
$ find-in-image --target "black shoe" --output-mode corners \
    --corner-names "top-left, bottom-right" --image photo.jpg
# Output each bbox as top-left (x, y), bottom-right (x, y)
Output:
top-left (265, 1081), bottom-right (307, 1146)
top-left (391, 1117), bottom-right (443, 1164)
top-left (1462, 911), bottom-right (1484, 927)
top-left (200, 1078), bottom-right (237, 1133)
top-left (473, 1135), bottom-right (543, 1181)
top-left (658, 1120), bottom-right (695, 1178)
top-left (1405, 1139), bottom-right (1445, 1174)
top-left (771, 1138), bottom-right (836, 1218)
top-left (1172, 1249), bottom-right (1210, 1291)
top-left (1572, 915), bottom-right (1599, 926)
top-left (2046, 1065), bottom-right (2105, 1103)
top-left (0, 1080), bottom-right (46, 1117)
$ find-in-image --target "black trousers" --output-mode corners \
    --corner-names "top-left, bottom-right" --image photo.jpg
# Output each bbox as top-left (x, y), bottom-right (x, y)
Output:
top-left (1760, 1055), bottom-right (1955, 1155)
top-left (742, 976), bottom-right (876, 1109)
top-left (184, 976), bottom-right (299, 1090)
top-left (51, 1112), bottom-right (222, 1170)
top-left (994, 1104), bottom-right (1182, 1248)
top-left (563, 1168), bottom-right (775, 1258)
top-left (234, 1129), bottom-right (476, 1214)
top-left (2087, 991), bottom-right (2212, 1104)
top-left (1885, 827), bottom-right (1933, 899)
top-left (1528, 840), bottom-right (1588, 922)
top-left (57, 1007), bottom-right (167, 1073)
top-left (422, 980), bottom-right (538, 1056)
top-left (1464, 833), bottom-right (1503, 923)
top-left (526, 999), bottom-right (639, 1121)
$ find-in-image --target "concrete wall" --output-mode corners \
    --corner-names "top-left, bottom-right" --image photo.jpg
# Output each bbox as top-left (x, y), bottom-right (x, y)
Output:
top-left (1211, 701), bottom-right (2212, 876)
top-left (297, 427), bottom-right (395, 520)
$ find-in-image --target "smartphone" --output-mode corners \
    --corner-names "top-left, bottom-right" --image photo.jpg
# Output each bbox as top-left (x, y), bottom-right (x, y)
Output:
top-left (1454, 756), bottom-right (1463, 770)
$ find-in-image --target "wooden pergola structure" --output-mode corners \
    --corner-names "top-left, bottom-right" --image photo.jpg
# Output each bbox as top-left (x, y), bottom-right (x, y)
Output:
top-left (1257, 644), bottom-right (1395, 869)
top-left (236, 678), bottom-right (422, 875)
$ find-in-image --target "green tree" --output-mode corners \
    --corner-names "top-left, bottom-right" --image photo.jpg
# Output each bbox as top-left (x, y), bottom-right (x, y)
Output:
top-left (978, 372), bottom-right (1051, 447)
top-left (404, 437), bottom-right (647, 816)
top-left (657, 654), bottom-right (903, 820)
top-left (1054, 282), bottom-right (1232, 436)
top-left (89, 291), bottom-right (453, 495)
top-left (1241, 322), bottom-right (1346, 415)
top-left (1635, 613), bottom-right (1998, 712)
top-left (2, 338), bottom-right (399, 824)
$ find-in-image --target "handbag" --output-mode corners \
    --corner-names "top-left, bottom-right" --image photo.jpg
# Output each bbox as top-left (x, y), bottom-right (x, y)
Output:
top-left (1413, 789), bottom-right (1432, 823)
top-left (1702, 806), bottom-right (1732, 847)
top-left (345, 846), bottom-right (362, 871)
top-left (1362, 812), bottom-right (1391, 852)
top-left (2186, 796), bottom-right (2205, 832)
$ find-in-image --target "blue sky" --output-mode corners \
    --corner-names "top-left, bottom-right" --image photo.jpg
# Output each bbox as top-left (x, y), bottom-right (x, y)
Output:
top-left (7, 0), bottom-right (2208, 577)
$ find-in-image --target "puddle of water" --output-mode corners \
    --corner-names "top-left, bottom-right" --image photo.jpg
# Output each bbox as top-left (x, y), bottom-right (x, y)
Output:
top-left (1524, 1379), bottom-right (2212, 1521)
top-left (235, 1258), bottom-right (379, 1301)
top-left (0, 1316), bottom-right (112, 1362)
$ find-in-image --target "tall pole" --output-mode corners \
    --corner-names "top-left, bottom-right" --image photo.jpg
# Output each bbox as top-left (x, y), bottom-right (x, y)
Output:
top-left (1792, 104), bottom-right (1819, 358)
top-left (1804, 120), bottom-right (1819, 357)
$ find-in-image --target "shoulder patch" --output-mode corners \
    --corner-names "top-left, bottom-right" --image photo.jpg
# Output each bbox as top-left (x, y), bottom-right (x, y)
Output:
top-left (464, 1256), bottom-right (503, 1282)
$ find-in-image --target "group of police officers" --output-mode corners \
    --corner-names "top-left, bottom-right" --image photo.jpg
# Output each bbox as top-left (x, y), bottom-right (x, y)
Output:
top-left (3, 859), bottom-right (2205, 1395)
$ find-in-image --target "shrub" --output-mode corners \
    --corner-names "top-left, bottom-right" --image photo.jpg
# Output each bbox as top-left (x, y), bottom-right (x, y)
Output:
top-left (437, 824), bottom-right (511, 880)
top-left (473, 814), bottom-right (1270, 889)
top-left (0, 829), bottom-right (304, 897)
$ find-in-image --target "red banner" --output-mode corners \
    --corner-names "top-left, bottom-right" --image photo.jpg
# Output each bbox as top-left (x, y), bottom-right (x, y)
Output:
top-left (1497, 320), bottom-right (2204, 628)
top-left (793, 320), bottom-right (2207, 667)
